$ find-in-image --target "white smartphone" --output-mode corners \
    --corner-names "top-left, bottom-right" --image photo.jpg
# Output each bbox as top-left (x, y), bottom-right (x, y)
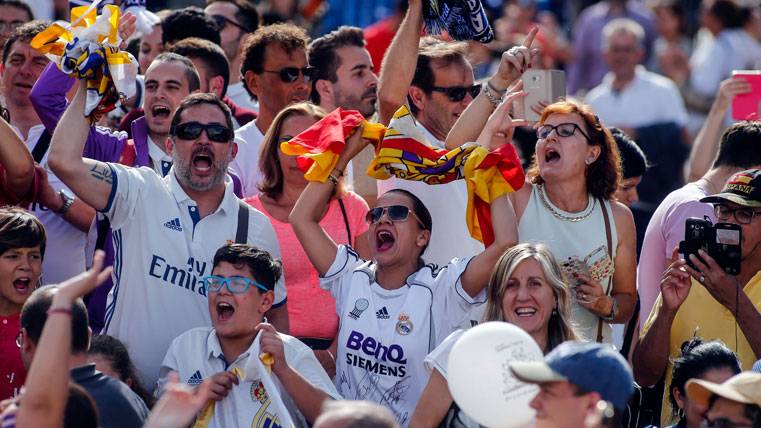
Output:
top-left (520, 69), bottom-right (566, 122)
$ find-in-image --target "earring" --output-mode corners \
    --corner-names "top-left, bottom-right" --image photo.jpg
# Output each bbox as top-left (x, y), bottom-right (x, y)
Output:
top-left (585, 159), bottom-right (592, 165)
top-left (552, 308), bottom-right (558, 315)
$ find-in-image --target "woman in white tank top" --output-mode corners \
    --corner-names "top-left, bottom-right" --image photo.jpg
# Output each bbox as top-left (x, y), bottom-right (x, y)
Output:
top-left (511, 100), bottom-right (638, 344)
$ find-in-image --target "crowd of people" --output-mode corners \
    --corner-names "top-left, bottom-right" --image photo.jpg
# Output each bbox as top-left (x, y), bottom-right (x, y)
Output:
top-left (1, 0), bottom-right (761, 427)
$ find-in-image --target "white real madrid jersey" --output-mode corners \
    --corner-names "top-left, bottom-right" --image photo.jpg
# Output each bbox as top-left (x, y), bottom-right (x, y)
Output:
top-left (320, 246), bottom-right (485, 427)
top-left (101, 164), bottom-right (285, 390)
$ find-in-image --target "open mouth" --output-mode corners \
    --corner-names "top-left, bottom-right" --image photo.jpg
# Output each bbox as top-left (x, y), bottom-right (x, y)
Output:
top-left (544, 148), bottom-right (560, 163)
top-left (515, 307), bottom-right (537, 317)
top-left (13, 277), bottom-right (31, 294)
top-left (375, 230), bottom-right (395, 252)
top-left (151, 105), bottom-right (171, 119)
top-left (192, 151), bottom-right (214, 173)
top-left (216, 301), bottom-right (235, 321)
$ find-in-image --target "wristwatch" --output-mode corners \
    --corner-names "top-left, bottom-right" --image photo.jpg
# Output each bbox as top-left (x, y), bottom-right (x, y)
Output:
top-left (56, 189), bottom-right (75, 215)
top-left (601, 296), bottom-right (619, 322)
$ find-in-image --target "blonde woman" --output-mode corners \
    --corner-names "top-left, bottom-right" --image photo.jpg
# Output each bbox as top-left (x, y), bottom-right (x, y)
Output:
top-left (410, 243), bottom-right (579, 428)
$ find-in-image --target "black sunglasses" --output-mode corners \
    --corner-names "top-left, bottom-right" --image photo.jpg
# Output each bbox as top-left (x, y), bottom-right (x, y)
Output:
top-left (171, 121), bottom-right (233, 143)
top-left (430, 84), bottom-right (481, 102)
top-left (211, 14), bottom-right (250, 33)
top-left (536, 123), bottom-right (591, 141)
top-left (263, 66), bottom-right (317, 83)
top-left (366, 205), bottom-right (425, 228)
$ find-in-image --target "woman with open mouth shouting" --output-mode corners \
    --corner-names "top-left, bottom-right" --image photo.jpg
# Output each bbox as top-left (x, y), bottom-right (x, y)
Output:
top-left (289, 107), bottom-right (520, 426)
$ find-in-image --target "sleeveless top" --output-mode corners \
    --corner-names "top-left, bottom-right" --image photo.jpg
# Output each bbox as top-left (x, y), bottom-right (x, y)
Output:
top-left (518, 185), bottom-right (618, 343)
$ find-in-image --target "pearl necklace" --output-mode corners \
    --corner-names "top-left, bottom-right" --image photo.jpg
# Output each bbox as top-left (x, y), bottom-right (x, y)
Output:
top-left (537, 185), bottom-right (595, 222)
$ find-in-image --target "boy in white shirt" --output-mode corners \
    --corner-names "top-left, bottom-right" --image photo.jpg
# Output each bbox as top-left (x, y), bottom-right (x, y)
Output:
top-left (158, 243), bottom-right (339, 427)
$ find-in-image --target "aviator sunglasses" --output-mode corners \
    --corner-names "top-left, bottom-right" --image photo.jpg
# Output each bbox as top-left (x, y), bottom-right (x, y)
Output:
top-left (430, 84), bottom-right (482, 102)
top-left (263, 66), bottom-right (318, 83)
top-left (171, 121), bottom-right (234, 143)
top-left (536, 123), bottom-right (591, 141)
top-left (203, 275), bottom-right (269, 294)
top-left (366, 205), bottom-right (426, 228)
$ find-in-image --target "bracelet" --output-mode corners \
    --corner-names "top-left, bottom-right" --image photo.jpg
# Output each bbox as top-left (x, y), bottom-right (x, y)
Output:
top-left (47, 307), bottom-right (73, 316)
top-left (600, 296), bottom-right (619, 322)
top-left (482, 84), bottom-right (503, 108)
top-left (327, 174), bottom-right (340, 185)
top-left (487, 80), bottom-right (507, 95)
top-left (331, 167), bottom-right (344, 177)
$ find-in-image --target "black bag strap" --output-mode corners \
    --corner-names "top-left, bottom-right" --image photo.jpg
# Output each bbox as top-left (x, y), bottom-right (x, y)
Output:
top-left (236, 200), bottom-right (249, 244)
top-left (338, 198), bottom-right (352, 244)
top-left (32, 130), bottom-right (52, 163)
top-left (596, 198), bottom-right (613, 343)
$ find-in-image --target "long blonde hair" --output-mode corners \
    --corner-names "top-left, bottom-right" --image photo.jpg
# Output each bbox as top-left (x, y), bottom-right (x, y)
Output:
top-left (483, 243), bottom-right (579, 352)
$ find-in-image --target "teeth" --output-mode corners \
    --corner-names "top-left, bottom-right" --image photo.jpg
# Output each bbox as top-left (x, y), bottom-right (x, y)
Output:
top-left (516, 308), bottom-right (537, 316)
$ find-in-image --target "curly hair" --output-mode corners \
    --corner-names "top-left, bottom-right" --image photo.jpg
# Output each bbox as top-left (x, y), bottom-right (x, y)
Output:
top-left (240, 23), bottom-right (309, 98)
top-left (527, 100), bottom-right (622, 200)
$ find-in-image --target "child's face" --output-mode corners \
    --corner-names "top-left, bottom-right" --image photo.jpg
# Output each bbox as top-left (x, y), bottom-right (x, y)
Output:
top-left (0, 246), bottom-right (42, 313)
top-left (207, 261), bottom-right (273, 339)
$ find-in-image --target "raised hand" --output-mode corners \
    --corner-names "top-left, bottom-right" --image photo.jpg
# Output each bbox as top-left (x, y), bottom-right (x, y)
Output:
top-left (683, 249), bottom-right (739, 311)
top-left (256, 323), bottom-right (289, 376)
top-left (145, 372), bottom-right (215, 428)
top-left (117, 12), bottom-right (137, 49)
top-left (660, 248), bottom-right (692, 311)
top-left (476, 89), bottom-right (528, 150)
top-left (51, 250), bottom-right (112, 307)
top-left (715, 76), bottom-right (752, 111)
top-left (491, 27), bottom-right (540, 91)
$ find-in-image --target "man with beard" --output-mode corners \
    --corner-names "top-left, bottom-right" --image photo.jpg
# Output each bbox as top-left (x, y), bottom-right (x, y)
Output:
top-left (48, 92), bottom-right (286, 391)
top-left (308, 26), bottom-right (379, 203)
top-left (229, 23), bottom-right (311, 197)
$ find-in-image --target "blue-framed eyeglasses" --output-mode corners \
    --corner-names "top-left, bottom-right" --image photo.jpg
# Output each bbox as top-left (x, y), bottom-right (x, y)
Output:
top-left (203, 275), bottom-right (269, 294)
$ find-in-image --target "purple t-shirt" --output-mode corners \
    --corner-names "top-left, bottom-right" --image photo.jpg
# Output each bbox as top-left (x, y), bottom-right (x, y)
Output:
top-left (636, 182), bottom-right (714, 328)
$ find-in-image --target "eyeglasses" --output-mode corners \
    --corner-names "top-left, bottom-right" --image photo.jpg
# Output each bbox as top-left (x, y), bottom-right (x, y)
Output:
top-left (702, 417), bottom-right (753, 428)
top-left (0, 21), bottom-right (23, 33)
top-left (536, 123), bottom-right (591, 141)
top-left (430, 84), bottom-right (482, 102)
top-left (211, 14), bottom-right (250, 33)
top-left (715, 204), bottom-right (761, 225)
top-left (171, 122), bottom-right (233, 143)
top-left (263, 67), bottom-right (317, 83)
top-left (366, 205), bottom-right (426, 228)
top-left (203, 275), bottom-right (269, 294)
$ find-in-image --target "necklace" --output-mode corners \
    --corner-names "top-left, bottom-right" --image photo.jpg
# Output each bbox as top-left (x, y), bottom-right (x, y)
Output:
top-left (537, 185), bottom-right (596, 222)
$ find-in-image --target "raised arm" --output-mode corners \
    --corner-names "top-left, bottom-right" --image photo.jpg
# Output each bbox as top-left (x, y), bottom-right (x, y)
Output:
top-left (0, 115), bottom-right (35, 199)
top-left (377, 0), bottom-right (423, 125)
top-left (16, 251), bottom-right (112, 428)
top-left (290, 129), bottom-right (371, 275)
top-left (30, 62), bottom-right (77, 134)
top-left (410, 369), bottom-right (453, 428)
top-left (444, 28), bottom-right (539, 150)
top-left (684, 77), bottom-right (751, 182)
top-left (47, 84), bottom-right (117, 211)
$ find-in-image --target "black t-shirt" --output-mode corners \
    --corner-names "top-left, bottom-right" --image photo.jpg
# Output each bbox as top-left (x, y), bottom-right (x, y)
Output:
top-left (71, 364), bottom-right (149, 428)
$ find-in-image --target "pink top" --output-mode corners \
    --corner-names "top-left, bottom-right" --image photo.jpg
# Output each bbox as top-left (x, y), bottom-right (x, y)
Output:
top-left (246, 192), bottom-right (369, 339)
top-left (637, 182), bottom-right (714, 327)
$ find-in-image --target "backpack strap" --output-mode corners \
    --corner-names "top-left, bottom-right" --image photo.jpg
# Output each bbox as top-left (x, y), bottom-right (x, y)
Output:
top-left (236, 200), bottom-right (249, 244)
top-left (32, 130), bottom-right (52, 163)
top-left (338, 198), bottom-right (352, 244)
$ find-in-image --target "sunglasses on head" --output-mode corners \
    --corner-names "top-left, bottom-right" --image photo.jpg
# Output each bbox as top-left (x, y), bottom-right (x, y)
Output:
top-left (430, 84), bottom-right (481, 102)
top-left (536, 123), bottom-right (591, 141)
top-left (365, 205), bottom-right (426, 228)
top-left (203, 275), bottom-right (269, 294)
top-left (171, 121), bottom-right (233, 143)
top-left (263, 66), bottom-right (317, 83)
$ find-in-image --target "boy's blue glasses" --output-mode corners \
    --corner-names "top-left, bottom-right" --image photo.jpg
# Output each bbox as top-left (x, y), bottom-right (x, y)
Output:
top-left (203, 275), bottom-right (269, 294)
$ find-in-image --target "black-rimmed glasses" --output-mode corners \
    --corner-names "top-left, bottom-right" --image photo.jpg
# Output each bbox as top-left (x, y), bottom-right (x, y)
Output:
top-left (715, 204), bottom-right (761, 225)
top-left (536, 123), bottom-right (591, 141)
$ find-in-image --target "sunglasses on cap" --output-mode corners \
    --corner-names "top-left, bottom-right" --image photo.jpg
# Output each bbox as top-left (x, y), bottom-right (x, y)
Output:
top-left (365, 205), bottom-right (426, 228)
top-left (203, 275), bottom-right (269, 294)
top-left (263, 66), bottom-right (317, 83)
top-left (171, 121), bottom-right (234, 143)
top-left (430, 84), bottom-right (481, 102)
top-left (210, 14), bottom-right (250, 33)
top-left (536, 123), bottom-right (591, 141)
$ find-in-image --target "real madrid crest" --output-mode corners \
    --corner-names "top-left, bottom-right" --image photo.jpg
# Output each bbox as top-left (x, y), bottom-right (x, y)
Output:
top-left (395, 313), bottom-right (413, 335)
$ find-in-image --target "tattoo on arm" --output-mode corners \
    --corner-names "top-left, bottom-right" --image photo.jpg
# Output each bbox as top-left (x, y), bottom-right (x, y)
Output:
top-left (89, 163), bottom-right (113, 184)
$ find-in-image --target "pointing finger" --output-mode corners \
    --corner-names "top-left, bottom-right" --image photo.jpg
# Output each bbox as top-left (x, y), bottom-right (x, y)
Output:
top-left (523, 26), bottom-right (538, 48)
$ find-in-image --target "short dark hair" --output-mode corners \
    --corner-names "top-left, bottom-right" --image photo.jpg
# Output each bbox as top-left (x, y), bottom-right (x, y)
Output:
top-left (89, 334), bottom-right (155, 408)
top-left (308, 26), bottom-right (366, 105)
top-left (168, 37), bottom-right (230, 97)
top-left (212, 243), bottom-right (282, 291)
top-left (2, 20), bottom-right (47, 65)
top-left (21, 287), bottom-right (90, 353)
top-left (161, 6), bottom-right (221, 46)
top-left (713, 121), bottom-right (761, 169)
top-left (205, 0), bottom-right (260, 33)
top-left (609, 127), bottom-right (648, 179)
top-left (0, 207), bottom-right (46, 258)
top-left (408, 37), bottom-right (468, 114)
top-left (149, 52), bottom-right (202, 93)
top-left (0, 0), bottom-right (33, 21)
top-left (669, 337), bottom-right (741, 420)
top-left (65, 382), bottom-right (99, 428)
top-left (240, 23), bottom-right (309, 98)
top-left (707, 0), bottom-right (749, 29)
top-left (170, 92), bottom-right (234, 138)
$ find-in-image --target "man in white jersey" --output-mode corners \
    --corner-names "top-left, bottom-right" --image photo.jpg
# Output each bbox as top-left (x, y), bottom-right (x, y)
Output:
top-left (159, 243), bottom-right (338, 427)
top-left (48, 92), bottom-right (287, 389)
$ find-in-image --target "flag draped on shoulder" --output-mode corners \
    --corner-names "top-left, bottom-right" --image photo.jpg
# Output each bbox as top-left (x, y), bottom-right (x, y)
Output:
top-left (282, 105), bottom-right (525, 246)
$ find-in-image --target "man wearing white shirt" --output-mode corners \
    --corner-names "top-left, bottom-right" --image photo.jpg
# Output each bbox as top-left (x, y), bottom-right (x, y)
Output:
top-left (49, 91), bottom-right (288, 389)
top-left (159, 243), bottom-right (338, 428)
top-left (231, 24), bottom-right (311, 197)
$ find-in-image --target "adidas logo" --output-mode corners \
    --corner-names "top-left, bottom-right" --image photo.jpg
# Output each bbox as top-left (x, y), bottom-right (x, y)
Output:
top-left (163, 218), bottom-right (183, 232)
top-left (187, 370), bottom-right (203, 385)
top-left (375, 306), bottom-right (390, 319)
